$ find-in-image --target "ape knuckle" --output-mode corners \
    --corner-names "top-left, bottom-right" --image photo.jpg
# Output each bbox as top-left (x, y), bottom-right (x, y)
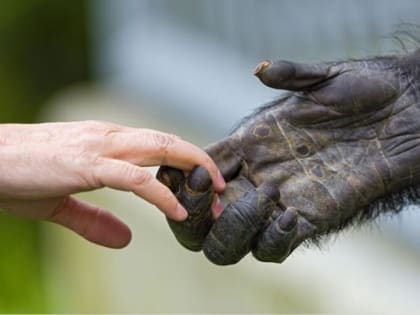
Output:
top-left (253, 249), bottom-right (286, 264)
top-left (251, 250), bottom-right (267, 263)
top-left (203, 243), bottom-right (240, 266)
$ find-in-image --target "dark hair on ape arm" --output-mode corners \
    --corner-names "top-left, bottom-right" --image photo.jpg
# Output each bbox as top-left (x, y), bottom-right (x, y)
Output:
top-left (310, 184), bottom-right (420, 247)
top-left (233, 94), bottom-right (420, 247)
top-left (390, 22), bottom-right (420, 53)
top-left (229, 25), bottom-right (420, 247)
top-left (229, 94), bottom-right (292, 134)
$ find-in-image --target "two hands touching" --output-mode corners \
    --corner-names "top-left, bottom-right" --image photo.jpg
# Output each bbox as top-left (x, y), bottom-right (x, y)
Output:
top-left (0, 121), bottom-right (224, 248)
top-left (158, 51), bottom-right (420, 265)
top-left (3, 50), bottom-right (417, 265)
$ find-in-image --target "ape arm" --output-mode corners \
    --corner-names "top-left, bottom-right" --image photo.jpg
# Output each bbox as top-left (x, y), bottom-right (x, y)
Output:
top-left (158, 49), bottom-right (420, 265)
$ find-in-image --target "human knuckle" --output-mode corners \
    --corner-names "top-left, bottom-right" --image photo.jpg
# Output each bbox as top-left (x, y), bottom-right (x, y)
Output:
top-left (172, 134), bottom-right (182, 141)
top-left (153, 132), bottom-right (177, 152)
top-left (71, 139), bottom-right (100, 165)
top-left (155, 188), bottom-right (176, 208)
top-left (47, 196), bottom-right (72, 222)
top-left (76, 121), bottom-right (120, 150)
top-left (88, 156), bottom-right (107, 188)
top-left (85, 119), bottom-right (110, 129)
top-left (162, 187), bottom-right (176, 202)
top-left (202, 155), bottom-right (215, 170)
top-left (76, 123), bottom-right (105, 146)
top-left (126, 167), bottom-right (152, 186)
top-left (77, 120), bottom-right (110, 136)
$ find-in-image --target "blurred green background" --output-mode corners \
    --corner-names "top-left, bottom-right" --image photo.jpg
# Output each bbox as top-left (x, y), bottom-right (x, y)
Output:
top-left (0, 0), bottom-right (89, 123)
top-left (0, 0), bottom-right (89, 312)
top-left (1, 0), bottom-right (420, 313)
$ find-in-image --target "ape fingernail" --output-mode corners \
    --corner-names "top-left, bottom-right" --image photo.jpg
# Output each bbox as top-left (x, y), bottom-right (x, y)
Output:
top-left (211, 195), bottom-right (224, 218)
top-left (156, 166), bottom-right (184, 193)
top-left (187, 166), bottom-right (212, 192)
top-left (254, 60), bottom-right (272, 77)
top-left (278, 208), bottom-right (298, 232)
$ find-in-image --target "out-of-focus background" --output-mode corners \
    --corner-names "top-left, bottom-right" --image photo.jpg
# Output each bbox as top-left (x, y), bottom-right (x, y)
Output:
top-left (1, 0), bottom-right (420, 313)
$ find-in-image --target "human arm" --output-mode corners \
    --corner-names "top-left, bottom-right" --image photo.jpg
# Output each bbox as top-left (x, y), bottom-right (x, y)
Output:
top-left (0, 120), bottom-right (225, 248)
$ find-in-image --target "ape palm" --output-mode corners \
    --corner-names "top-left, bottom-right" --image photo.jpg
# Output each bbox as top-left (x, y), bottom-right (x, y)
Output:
top-left (158, 50), bottom-right (420, 265)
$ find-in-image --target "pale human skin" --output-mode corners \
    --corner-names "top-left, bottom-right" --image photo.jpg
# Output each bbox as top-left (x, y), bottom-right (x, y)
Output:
top-left (0, 120), bottom-right (225, 248)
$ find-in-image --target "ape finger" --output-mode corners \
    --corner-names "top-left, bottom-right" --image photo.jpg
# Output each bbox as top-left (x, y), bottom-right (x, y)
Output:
top-left (162, 166), bottom-right (215, 251)
top-left (156, 166), bottom-right (185, 194)
top-left (310, 69), bottom-right (399, 114)
top-left (254, 60), bottom-right (336, 91)
top-left (218, 175), bottom-right (256, 207)
top-left (205, 138), bottom-right (243, 182)
top-left (252, 207), bottom-right (298, 263)
top-left (252, 207), bottom-right (316, 263)
top-left (202, 184), bottom-right (279, 265)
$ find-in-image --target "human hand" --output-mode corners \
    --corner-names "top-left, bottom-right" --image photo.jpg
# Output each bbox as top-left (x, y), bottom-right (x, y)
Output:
top-left (158, 50), bottom-right (420, 264)
top-left (0, 121), bottom-right (224, 248)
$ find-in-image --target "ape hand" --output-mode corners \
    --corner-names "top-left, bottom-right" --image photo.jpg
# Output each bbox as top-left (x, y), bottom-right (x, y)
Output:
top-left (158, 51), bottom-right (420, 264)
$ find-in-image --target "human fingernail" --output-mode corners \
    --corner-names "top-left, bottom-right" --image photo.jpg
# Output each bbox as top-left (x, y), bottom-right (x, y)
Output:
top-left (211, 195), bottom-right (224, 219)
top-left (175, 204), bottom-right (188, 221)
top-left (215, 170), bottom-right (226, 192)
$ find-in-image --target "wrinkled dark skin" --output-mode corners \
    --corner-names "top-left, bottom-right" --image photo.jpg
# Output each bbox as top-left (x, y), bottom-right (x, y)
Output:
top-left (157, 49), bottom-right (420, 265)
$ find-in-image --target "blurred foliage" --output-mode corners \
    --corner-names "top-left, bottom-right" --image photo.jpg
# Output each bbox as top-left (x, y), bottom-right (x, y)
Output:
top-left (0, 0), bottom-right (90, 123)
top-left (0, 0), bottom-right (90, 312)
top-left (0, 214), bottom-right (46, 312)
